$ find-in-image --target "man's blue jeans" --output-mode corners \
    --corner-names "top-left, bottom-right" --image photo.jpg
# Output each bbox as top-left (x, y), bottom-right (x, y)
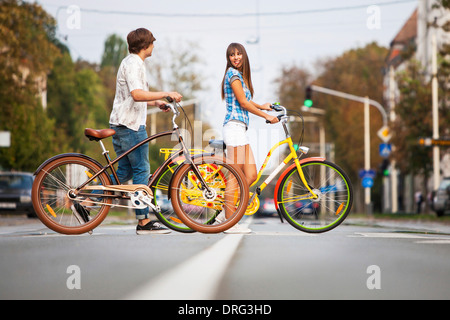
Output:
top-left (110, 125), bottom-right (150, 220)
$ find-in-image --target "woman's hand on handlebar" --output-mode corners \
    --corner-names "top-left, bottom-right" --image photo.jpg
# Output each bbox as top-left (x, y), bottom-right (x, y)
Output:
top-left (265, 114), bottom-right (279, 124)
top-left (260, 102), bottom-right (272, 111)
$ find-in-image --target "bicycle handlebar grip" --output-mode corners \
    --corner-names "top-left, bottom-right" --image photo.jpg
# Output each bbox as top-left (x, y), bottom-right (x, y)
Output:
top-left (270, 103), bottom-right (283, 112)
top-left (165, 96), bottom-right (174, 103)
top-left (266, 115), bottom-right (283, 124)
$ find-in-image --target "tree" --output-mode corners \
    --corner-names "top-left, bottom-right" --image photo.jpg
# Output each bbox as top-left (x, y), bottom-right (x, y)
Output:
top-left (392, 60), bottom-right (433, 175)
top-left (100, 34), bottom-right (128, 72)
top-left (274, 64), bottom-right (314, 147)
top-left (47, 53), bottom-right (109, 156)
top-left (146, 40), bottom-right (205, 100)
top-left (0, 0), bottom-right (60, 171)
top-left (275, 42), bottom-right (389, 212)
top-left (99, 34), bottom-right (128, 115)
top-left (314, 43), bottom-right (388, 177)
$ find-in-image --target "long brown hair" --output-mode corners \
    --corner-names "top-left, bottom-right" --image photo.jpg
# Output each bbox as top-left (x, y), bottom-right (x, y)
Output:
top-left (221, 43), bottom-right (254, 100)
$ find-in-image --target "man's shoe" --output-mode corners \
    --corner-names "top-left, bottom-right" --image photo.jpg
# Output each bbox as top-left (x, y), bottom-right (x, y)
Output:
top-left (136, 221), bottom-right (171, 235)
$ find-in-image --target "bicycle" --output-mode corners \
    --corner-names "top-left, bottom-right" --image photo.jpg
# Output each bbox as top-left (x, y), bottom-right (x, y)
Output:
top-left (201, 103), bottom-right (353, 233)
top-left (31, 99), bottom-right (249, 235)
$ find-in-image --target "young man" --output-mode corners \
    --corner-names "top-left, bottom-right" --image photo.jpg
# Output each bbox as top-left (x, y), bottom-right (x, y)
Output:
top-left (109, 28), bottom-right (182, 234)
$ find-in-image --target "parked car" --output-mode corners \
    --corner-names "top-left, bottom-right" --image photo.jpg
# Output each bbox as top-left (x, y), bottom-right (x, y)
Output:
top-left (433, 177), bottom-right (450, 217)
top-left (0, 172), bottom-right (36, 218)
top-left (257, 198), bottom-right (277, 216)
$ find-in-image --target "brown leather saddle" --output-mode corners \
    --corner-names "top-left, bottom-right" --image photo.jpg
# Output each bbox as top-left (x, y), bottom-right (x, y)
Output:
top-left (84, 128), bottom-right (116, 141)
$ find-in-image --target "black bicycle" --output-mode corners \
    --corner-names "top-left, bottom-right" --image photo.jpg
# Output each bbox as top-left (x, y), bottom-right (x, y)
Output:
top-left (31, 99), bottom-right (249, 235)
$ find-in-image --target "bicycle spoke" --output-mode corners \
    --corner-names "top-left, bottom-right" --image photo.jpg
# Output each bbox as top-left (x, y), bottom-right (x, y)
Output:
top-left (277, 161), bottom-right (353, 233)
top-left (170, 157), bottom-right (249, 233)
top-left (32, 156), bottom-right (112, 234)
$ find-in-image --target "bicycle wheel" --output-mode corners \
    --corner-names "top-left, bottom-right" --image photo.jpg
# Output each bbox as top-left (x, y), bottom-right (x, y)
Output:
top-left (170, 155), bottom-right (249, 233)
top-left (276, 160), bottom-right (353, 233)
top-left (32, 155), bottom-right (113, 235)
top-left (151, 161), bottom-right (195, 233)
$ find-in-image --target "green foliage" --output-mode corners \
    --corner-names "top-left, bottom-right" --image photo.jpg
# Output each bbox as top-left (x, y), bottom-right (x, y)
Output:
top-left (0, 0), bottom-right (60, 171)
top-left (0, 3), bottom-right (206, 174)
top-left (101, 34), bottom-right (128, 72)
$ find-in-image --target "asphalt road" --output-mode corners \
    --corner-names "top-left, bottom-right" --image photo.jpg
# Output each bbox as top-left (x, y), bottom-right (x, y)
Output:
top-left (1, 214), bottom-right (450, 301)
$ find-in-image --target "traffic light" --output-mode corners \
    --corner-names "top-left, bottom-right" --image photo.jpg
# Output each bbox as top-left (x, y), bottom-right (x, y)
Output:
top-left (380, 159), bottom-right (389, 176)
top-left (304, 86), bottom-right (313, 108)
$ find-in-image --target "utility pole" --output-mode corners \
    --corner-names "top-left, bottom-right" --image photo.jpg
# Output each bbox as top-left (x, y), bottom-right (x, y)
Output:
top-left (431, 21), bottom-right (440, 191)
top-left (389, 65), bottom-right (398, 213)
top-left (364, 97), bottom-right (371, 213)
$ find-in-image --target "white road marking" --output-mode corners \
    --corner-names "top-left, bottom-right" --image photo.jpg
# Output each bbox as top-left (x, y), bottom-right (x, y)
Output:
top-left (351, 232), bottom-right (450, 244)
top-left (124, 218), bottom-right (252, 300)
top-left (415, 240), bottom-right (450, 244)
top-left (351, 232), bottom-right (431, 239)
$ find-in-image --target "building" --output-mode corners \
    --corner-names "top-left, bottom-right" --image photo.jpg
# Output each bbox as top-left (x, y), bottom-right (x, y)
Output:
top-left (383, 0), bottom-right (450, 213)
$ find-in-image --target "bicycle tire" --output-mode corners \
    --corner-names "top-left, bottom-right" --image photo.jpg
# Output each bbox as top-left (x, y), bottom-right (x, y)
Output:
top-left (276, 160), bottom-right (353, 233)
top-left (31, 155), bottom-right (113, 235)
top-left (170, 155), bottom-right (249, 233)
top-left (151, 161), bottom-right (195, 233)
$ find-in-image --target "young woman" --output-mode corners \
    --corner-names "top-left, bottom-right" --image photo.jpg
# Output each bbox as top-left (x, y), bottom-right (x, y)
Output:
top-left (218, 43), bottom-right (278, 234)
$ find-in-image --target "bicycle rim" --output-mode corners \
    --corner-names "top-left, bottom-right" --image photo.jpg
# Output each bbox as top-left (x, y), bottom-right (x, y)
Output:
top-left (277, 160), bottom-right (353, 233)
top-left (152, 162), bottom-right (195, 233)
top-left (31, 156), bottom-right (112, 234)
top-left (170, 156), bottom-right (249, 233)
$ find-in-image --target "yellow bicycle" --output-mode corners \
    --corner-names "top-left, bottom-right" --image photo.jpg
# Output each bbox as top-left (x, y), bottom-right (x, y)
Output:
top-left (208, 103), bottom-right (353, 233)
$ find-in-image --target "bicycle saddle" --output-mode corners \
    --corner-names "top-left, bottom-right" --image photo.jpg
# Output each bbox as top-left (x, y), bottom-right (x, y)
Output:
top-left (84, 128), bottom-right (116, 141)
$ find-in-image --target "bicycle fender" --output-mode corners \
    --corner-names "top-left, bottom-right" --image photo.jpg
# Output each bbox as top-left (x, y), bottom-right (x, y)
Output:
top-left (273, 157), bottom-right (325, 210)
top-left (165, 152), bottom-right (217, 200)
top-left (34, 153), bottom-right (105, 176)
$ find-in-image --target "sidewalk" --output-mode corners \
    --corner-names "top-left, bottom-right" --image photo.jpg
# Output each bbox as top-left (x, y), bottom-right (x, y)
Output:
top-left (347, 216), bottom-right (450, 234)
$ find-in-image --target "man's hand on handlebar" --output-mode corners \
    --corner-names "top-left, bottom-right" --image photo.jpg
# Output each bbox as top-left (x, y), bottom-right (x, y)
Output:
top-left (155, 100), bottom-right (171, 112)
top-left (165, 92), bottom-right (183, 103)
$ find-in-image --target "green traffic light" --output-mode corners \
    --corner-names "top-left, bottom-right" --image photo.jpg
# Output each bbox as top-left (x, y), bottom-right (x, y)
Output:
top-left (304, 99), bottom-right (313, 108)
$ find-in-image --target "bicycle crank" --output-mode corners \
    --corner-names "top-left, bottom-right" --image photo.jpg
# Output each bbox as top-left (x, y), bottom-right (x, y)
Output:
top-left (77, 184), bottom-right (160, 212)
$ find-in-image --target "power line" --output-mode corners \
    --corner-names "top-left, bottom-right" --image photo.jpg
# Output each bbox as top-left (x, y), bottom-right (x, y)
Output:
top-left (57, 0), bottom-right (417, 19)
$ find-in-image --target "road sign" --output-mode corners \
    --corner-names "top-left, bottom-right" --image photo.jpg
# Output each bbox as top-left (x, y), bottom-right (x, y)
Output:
top-left (359, 169), bottom-right (375, 188)
top-left (377, 126), bottom-right (391, 142)
top-left (362, 177), bottom-right (374, 188)
top-left (0, 131), bottom-right (10, 147)
top-left (359, 169), bottom-right (376, 179)
top-left (379, 143), bottom-right (391, 158)
top-left (418, 137), bottom-right (450, 146)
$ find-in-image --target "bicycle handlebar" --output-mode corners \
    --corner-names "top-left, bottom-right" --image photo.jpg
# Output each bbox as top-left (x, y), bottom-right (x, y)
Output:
top-left (265, 103), bottom-right (287, 124)
top-left (164, 96), bottom-right (183, 128)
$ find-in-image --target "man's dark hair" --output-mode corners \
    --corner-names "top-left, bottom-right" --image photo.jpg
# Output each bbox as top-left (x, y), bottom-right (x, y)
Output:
top-left (127, 28), bottom-right (156, 54)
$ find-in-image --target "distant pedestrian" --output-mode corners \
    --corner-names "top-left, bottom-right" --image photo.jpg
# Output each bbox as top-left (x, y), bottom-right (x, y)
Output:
top-left (415, 191), bottom-right (423, 214)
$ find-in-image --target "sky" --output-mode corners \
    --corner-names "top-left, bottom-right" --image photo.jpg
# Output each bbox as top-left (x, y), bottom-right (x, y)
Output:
top-left (27, 0), bottom-right (419, 166)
